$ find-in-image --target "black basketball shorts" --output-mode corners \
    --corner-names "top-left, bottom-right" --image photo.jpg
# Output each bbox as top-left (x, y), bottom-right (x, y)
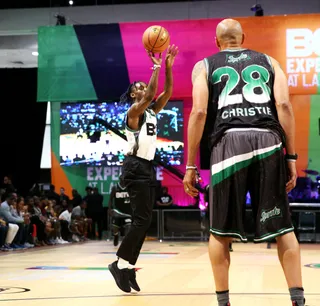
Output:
top-left (112, 216), bottom-right (132, 229)
top-left (209, 128), bottom-right (294, 242)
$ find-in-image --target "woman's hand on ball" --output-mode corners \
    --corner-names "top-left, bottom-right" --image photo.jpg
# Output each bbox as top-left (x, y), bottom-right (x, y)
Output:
top-left (165, 44), bottom-right (179, 68)
top-left (147, 50), bottom-right (162, 66)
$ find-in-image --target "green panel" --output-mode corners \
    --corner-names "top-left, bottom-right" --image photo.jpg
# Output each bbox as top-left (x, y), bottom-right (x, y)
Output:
top-left (51, 102), bottom-right (61, 159)
top-left (308, 95), bottom-right (320, 173)
top-left (37, 26), bottom-right (97, 102)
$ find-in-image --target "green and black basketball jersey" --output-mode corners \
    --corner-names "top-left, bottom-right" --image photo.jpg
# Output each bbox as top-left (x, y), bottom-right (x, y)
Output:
top-left (113, 183), bottom-right (131, 216)
top-left (204, 48), bottom-right (284, 149)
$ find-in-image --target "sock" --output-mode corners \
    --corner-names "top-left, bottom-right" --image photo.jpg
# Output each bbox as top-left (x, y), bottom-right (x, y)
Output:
top-left (117, 258), bottom-right (129, 270)
top-left (216, 290), bottom-right (229, 306)
top-left (289, 287), bottom-right (305, 305)
top-left (128, 264), bottom-right (135, 270)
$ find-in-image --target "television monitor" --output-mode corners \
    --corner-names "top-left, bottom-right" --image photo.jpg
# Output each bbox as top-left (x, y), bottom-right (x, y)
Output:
top-left (59, 101), bottom-right (184, 167)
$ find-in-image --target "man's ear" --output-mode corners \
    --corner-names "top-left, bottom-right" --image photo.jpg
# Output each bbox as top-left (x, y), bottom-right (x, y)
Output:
top-left (215, 37), bottom-right (220, 49)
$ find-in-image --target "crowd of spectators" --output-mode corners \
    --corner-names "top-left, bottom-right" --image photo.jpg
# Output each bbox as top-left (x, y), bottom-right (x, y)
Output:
top-left (0, 176), bottom-right (104, 252)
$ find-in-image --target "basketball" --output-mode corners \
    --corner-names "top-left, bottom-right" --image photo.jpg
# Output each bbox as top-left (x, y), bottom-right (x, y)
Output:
top-left (142, 25), bottom-right (170, 53)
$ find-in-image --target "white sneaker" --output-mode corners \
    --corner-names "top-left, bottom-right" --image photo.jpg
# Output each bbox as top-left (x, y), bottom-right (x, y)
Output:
top-left (24, 243), bottom-right (34, 248)
top-left (72, 234), bottom-right (80, 242)
top-left (59, 238), bottom-right (69, 244)
top-left (54, 238), bottom-right (63, 244)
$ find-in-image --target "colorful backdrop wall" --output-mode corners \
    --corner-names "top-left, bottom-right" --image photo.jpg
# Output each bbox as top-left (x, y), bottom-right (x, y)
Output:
top-left (39, 14), bottom-right (320, 205)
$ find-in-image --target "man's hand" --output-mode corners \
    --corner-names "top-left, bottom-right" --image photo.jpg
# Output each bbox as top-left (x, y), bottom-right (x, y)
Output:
top-left (147, 50), bottom-right (162, 66)
top-left (183, 169), bottom-right (199, 197)
top-left (165, 45), bottom-right (179, 69)
top-left (286, 161), bottom-right (297, 192)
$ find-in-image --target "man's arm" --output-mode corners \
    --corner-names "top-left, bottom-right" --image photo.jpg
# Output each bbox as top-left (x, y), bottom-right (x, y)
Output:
top-left (187, 60), bottom-right (209, 166)
top-left (270, 57), bottom-right (296, 155)
top-left (127, 67), bottom-right (160, 119)
top-left (0, 204), bottom-right (23, 224)
top-left (270, 56), bottom-right (297, 192)
top-left (183, 60), bottom-right (209, 197)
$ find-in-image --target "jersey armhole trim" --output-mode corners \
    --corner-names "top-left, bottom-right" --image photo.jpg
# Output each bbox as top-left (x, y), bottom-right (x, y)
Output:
top-left (125, 112), bottom-right (146, 132)
top-left (146, 108), bottom-right (156, 117)
top-left (203, 58), bottom-right (210, 84)
top-left (264, 54), bottom-right (274, 74)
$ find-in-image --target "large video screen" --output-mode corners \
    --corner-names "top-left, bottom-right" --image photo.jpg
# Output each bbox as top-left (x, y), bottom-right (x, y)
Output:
top-left (59, 101), bottom-right (183, 166)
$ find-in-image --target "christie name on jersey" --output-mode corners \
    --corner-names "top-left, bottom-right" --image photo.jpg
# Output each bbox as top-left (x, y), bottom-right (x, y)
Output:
top-left (221, 106), bottom-right (272, 119)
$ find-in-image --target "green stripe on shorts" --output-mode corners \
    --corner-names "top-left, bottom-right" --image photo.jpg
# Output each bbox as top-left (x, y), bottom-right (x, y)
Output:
top-left (253, 227), bottom-right (294, 243)
top-left (210, 228), bottom-right (248, 242)
top-left (211, 143), bottom-right (282, 186)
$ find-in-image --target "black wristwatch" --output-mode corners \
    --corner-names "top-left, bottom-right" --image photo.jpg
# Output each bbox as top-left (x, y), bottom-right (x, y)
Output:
top-left (285, 153), bottom-right (298, 160)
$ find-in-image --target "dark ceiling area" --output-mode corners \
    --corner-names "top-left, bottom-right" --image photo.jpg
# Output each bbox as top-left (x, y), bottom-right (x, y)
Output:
top-left (0, 0), bottom-right (203, 10)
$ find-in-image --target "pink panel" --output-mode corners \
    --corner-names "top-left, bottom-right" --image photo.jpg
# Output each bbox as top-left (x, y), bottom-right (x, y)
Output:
top-left (120, 20), bottom-right (221, 206)
top-left (120, 19), bottom-right (222, 99)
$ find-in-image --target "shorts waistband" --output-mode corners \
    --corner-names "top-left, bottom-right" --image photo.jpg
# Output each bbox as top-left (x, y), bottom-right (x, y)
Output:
top-left (225, 128), bottom-right (271, 133)
top-left (125, 154), bottom-right (153, 165)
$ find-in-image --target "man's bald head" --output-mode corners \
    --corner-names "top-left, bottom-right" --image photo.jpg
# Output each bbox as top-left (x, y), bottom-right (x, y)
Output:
top-left (215, 19), bottom-right (244, 50)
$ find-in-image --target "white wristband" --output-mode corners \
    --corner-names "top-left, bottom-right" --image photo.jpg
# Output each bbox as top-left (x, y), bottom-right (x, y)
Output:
top-left (186, 165), bottom-right (197, 170)
top-left (286, 159), bottom-right (296, 163)
top-left (152, 64), bottom-right (161, 70)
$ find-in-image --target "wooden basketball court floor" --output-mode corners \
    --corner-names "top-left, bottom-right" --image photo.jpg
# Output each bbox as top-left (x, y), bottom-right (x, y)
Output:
top-left (0, 241), bottom-right (319, 306)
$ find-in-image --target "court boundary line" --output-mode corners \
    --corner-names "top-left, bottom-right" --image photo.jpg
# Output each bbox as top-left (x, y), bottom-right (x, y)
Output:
top-left (1, 292), bottom-right (320, 302)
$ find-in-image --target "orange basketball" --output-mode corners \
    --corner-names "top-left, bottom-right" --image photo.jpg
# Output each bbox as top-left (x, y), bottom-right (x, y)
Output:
top-left (142, 25), bottom-right (170, 53)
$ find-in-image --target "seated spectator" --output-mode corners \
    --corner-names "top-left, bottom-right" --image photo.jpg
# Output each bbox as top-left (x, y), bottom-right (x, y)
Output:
top-left (61, 199), bottom-right (69, 213)
top-left (71, 200), bottom-right (91, 241)
top-left (45, 200), bottom-right (68, 245)
top-left (0, 217), bottom-right (10, 251)
top-left (0, 216), bottom-right (19, 251)
top-left (156, 186), bottom-right (173, 208)
top-left (26, 196), bottom-right (47, 246)
top-left (14, 197), bottom-right (34, 248)
top-left (0, 194), bottom-right (25, 249)
top-left (59, 205), bottom-right (73, 242)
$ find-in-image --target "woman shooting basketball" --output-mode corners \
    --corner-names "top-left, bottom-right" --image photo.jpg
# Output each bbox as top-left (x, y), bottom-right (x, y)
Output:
top-left (108, 44), bottom-right (179, 293)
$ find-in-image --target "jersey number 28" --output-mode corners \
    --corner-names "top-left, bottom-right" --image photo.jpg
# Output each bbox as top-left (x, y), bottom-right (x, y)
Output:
top-left (212, 64), bottom-right (271, 109)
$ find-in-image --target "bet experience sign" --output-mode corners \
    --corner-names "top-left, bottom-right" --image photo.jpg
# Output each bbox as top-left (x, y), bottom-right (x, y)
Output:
top-left (86, 166), bottom-right (164, 194)
top-left (286, 28), bottom-right (320, 90)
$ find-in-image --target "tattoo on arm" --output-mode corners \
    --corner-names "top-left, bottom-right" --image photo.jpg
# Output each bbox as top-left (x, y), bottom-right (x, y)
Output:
top-left (192, 60), bottom-right (205, 84)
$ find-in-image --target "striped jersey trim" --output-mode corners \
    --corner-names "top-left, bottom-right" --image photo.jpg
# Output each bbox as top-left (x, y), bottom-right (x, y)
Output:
top-left (225, 128), bottom-right (270, 133)
top-left (113, 209), bottom-right (131, 218)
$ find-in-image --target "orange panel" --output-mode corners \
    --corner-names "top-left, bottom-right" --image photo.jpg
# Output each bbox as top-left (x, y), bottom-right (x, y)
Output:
top-left (238, 15), bottom-right (319, 95)
top-left (51, 151), bottom-right (73, 198)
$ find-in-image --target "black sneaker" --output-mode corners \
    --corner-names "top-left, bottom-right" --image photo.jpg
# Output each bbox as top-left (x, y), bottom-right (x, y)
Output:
top-left (292, 299), bottom-right (305, 306)
top-left (229, 243), bottom-right (233, 252)
top-left (113, 234), bottom-right (119, 247)
top-left (128, 269), bottom-right (141, 292)
top-left (108, 261), bottom-right (131, 293)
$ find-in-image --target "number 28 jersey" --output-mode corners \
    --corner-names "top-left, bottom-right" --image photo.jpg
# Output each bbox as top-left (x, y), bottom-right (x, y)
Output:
top-left (204, 48), bottom-right (283, 149)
